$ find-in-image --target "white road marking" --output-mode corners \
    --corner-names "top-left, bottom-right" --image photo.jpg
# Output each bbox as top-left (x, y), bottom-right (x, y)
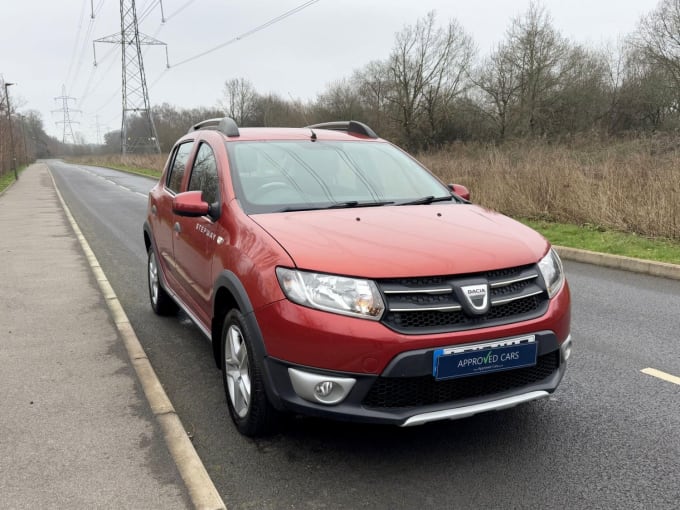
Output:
top-left (641, 368), bottom-right (680, 386)
top-left (77, 165), bottom-right (147, 198)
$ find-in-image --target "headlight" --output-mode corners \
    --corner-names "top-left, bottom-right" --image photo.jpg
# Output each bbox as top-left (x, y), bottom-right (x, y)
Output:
top-left (538, 248), bottom-right (565, 298)
top-left (276, 268), bottom-right (385, 320)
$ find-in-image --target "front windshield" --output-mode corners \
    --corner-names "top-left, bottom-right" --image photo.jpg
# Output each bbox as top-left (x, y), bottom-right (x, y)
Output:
top-left (227, 140), bottom-right (451, 213)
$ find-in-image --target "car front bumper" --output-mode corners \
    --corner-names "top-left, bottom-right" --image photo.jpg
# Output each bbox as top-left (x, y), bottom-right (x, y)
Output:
top-left (262, 332), bottom-right (570, 426)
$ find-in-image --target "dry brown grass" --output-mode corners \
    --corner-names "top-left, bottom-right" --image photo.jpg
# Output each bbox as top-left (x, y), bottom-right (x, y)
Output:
top-left (69, 153), bottom-right (167, 175)
top-left (419, 136), bottom-right (680, 241)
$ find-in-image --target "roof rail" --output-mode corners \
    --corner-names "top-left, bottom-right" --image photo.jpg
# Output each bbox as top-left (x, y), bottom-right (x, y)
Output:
top-left (188, 117), bottom-right (240, 137)
top-left (305, 120), bottom-right (378, 139)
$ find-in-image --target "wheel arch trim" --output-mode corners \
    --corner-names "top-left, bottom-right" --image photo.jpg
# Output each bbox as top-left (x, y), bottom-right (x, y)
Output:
top-left (143, 221), bottom-right (171, 292)
top-left (212, 270), bottom-right (269, 361)
top-left (212, 271), bottom-right (282, 408)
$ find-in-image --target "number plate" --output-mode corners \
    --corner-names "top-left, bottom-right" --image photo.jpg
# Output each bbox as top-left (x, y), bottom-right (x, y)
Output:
top-left (433, 335), bottom-right (537, 381)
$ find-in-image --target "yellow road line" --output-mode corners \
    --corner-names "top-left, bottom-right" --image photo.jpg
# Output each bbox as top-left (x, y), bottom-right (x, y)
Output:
top-left (641, 368), bottom-right (680, 386)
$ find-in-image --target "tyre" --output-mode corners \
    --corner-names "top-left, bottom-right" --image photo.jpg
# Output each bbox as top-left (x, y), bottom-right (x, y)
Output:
top-left (147, 248), bottom-right (178, 316)
top-left (221, 309), bottom-right (278, 436)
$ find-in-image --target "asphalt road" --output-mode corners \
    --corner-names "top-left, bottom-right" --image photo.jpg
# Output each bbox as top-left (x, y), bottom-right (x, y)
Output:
top-left (48, 159), bottom-right (680, 510)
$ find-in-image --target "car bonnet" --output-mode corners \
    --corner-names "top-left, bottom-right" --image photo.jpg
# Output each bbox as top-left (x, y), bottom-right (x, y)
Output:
top-left (250, 204), bottom-right (548, 278)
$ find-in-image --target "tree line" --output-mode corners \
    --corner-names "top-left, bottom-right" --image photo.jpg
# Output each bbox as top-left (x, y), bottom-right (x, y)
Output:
top-left (0, 78), bottom-right (57, 176)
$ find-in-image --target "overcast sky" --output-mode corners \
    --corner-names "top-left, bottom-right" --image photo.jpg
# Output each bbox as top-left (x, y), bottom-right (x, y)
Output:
top-left (1, 0), bottom-right (662, 143)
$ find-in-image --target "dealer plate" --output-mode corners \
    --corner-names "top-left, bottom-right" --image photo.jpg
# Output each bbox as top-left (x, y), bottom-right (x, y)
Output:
top-left (433, 335), bottom-right (537, 381)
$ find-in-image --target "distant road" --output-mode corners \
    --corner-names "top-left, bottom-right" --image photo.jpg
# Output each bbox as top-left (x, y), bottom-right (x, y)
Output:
top-left (48, 159), bottom-right (680, 510)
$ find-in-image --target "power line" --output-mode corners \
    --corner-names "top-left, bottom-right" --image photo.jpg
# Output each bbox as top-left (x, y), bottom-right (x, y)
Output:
top-left (64, 0), bottom-right (88, 87)
top-left (138, 0), bottom-right (162, 25)
top-left (170, 0), bottom-right (323, 68)
top-left (147, 0), bottom-right (324, 91)
top-left (147, 0), bottom-right (195, 38)
top-left (164, 0), bottom-right (197, 22)
top-left (66, 0), bottom-right (106, 97)
top-left (79, 45), bottom-right (119, 108)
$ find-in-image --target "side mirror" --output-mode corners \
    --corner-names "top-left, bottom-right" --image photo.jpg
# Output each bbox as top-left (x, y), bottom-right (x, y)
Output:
top-left (173, 190), bottom-right (210, 217)
top-left (448, 183), bottom-right (470, 201)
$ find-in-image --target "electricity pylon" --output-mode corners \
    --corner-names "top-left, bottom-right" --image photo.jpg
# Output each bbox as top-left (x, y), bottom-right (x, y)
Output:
top-left (94, 0), bottom-right (168, 154)
top-left (53, 85), bottom-right (81, 144)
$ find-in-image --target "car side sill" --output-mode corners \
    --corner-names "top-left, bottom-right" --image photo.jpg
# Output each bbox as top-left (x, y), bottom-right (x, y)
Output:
top-left (165, 285), bottom-right (212, 340)
top-left (401, 390), bottom-right (550, 427)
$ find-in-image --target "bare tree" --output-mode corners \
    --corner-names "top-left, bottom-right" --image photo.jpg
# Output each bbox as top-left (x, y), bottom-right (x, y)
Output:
top-left (152, 103), bottom-right (223, 152)
top-left (549, 46), bottom-right (610, 134)
top-left (220, 78), bottom-right (257, 126)
top-left (504, 2), bottom-right (571, 136)
top-left (636, 0), bottom-right (680, 109)
top-left (314, 78), bottom-right (364, 121)
top-left (352, 61), bottom-right (400, 139)
top-left (601, 39), bottom-right (629, 133)
top-left (616, 46), bottom-right (676, 131)
top-left (253, 93), bottom-right (310, 127)
top-left (474, 43), bottom-right (523, 139)
top-left (386, 11), bottom-right (475, 148)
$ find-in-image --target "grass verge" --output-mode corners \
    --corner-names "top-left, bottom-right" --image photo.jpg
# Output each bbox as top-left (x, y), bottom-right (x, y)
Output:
top-left (0, 166), bottom-right (27, 194)
top-left (101, 163), bottom-right (161, 179)
top-left (522, 219), bottom-right (680, 265)
top-left (66, 154), bottom-right (165, 180)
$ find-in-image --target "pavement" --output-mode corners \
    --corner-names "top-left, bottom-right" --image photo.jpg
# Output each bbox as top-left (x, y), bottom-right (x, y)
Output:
top-left (1, 163), bottom-right (678, 509)
top-left (0, 164), bottom-right (218, 509)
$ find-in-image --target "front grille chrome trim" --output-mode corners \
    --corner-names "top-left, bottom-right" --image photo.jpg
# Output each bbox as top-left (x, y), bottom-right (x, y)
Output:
top-left (388, 304), bottom-right (462, 313)
top-left (382, 286), bottom-right (453, 295)
top-left (489, 273), bottom-right (538, 289)
top-left (491, 289), bottom-right (544, 306)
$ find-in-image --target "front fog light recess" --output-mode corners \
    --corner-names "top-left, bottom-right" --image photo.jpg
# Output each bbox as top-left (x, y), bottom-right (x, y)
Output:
top-left (288, 368), bottom-right (356, 405)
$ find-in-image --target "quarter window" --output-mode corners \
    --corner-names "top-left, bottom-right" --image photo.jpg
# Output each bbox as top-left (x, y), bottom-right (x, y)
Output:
top-left (188, 143), bottom-right (220, 205)
top-left (166, 141), bottom-right (194, 193)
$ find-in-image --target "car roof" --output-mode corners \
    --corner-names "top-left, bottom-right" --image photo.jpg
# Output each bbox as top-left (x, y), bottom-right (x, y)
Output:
top-left (218, 127), bottom-right (382, 142)
top-left (184, 118), bottom-right (383, 143)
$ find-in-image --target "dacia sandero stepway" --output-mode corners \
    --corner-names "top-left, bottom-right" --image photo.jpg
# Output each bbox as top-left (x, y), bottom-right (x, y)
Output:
top-left (143, 118), bottom-right (572, 436)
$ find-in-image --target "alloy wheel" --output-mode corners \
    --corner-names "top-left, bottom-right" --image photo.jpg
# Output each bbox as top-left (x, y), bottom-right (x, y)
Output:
top-left (148, 251), bottom-right (159, 306)
top-left (224, 324), bottom-right (251, 418)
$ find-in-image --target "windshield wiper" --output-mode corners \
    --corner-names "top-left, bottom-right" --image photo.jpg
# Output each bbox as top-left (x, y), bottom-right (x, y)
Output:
top-left (276, 206), bottom-right (321, 212)
top-left (276, 200), bottom-right (393, 213)
top-left (397, 195), bottom-right (454, 206)
top-left (326, 200), bottom-right (394, 209)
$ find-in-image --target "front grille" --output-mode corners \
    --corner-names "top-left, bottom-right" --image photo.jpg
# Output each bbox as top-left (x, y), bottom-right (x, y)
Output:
top-left (378, 264), bottom-right (549, 334)
top-left (362, 351), bottom-right (559, 409)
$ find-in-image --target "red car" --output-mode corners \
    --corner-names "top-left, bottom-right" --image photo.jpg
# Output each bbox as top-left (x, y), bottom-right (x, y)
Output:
top-left (144, 118), bottom-right (572, 436)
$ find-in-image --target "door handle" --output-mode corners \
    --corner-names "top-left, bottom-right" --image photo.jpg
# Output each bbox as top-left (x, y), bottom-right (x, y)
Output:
top-left (173, 222), bottom-right (181, 233)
